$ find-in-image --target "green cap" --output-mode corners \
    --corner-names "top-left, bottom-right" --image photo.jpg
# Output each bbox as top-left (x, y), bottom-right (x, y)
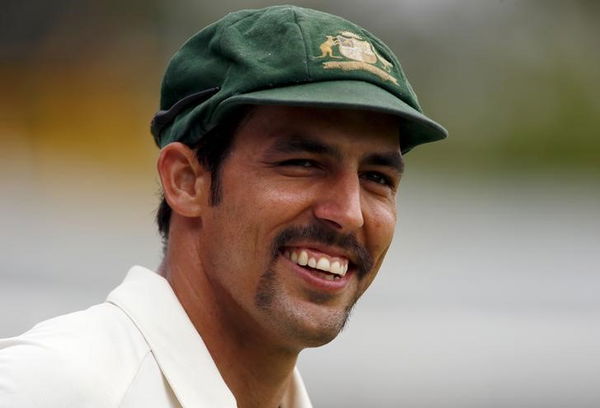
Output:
top-left (151, 5), bottom-right (447, 154)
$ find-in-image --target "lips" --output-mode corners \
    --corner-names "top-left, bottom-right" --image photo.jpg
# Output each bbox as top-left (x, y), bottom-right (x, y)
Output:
top-left (271, 224), bottom-right (373, 281)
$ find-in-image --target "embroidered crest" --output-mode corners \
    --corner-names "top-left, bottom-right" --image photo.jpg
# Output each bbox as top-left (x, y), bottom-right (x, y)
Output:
top-left (316, 32), bottom-right (397, 84)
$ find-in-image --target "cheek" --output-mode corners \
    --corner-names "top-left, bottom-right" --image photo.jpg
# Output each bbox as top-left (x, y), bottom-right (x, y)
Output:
top-left (218, 179), bottom-right (314, 253)
top-left (240, 178), bottom-right (316, 220)
top-left (365, 199), bottom-right (397, 253)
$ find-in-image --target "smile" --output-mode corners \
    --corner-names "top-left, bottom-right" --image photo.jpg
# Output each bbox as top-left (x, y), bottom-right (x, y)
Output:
top-left (283, 247), bottom-right (349, 280)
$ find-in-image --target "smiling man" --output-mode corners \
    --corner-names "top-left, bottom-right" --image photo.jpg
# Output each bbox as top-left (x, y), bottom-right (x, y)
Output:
top-left (0, 5), bottom-right (446, 408)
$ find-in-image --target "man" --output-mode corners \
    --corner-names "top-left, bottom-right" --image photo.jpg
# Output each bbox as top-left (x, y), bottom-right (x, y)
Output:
top-left (0, 5), bottom-right (446, 407)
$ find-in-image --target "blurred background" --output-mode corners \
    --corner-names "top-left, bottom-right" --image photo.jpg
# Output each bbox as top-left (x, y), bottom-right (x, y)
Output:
top-left (1, 0), bottom-right (599, 406)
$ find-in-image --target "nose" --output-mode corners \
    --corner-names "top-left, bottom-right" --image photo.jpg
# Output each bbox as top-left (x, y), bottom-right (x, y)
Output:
top-left (312, 173), bottom-right (364, 232)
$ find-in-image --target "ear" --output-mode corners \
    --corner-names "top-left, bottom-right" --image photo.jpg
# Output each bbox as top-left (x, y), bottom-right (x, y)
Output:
top-left (157, 142), bottom-right (208, 218)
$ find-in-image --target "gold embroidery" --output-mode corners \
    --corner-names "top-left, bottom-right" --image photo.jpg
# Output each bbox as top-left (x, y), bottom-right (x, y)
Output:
top-left (316, 32), bottom-right (397, 83)
top-left (337, 36), bottom-right (377, 64)
top-left (323, 61), bottom-right (399, 85)
top-left (317, 36), bottom-right (342, 58)
top-left (339, 31), bottom-right (362, 39)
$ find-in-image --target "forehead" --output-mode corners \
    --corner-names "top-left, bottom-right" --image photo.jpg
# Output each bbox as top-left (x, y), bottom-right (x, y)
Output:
top-left (231, 105), bottom-right (400, 154)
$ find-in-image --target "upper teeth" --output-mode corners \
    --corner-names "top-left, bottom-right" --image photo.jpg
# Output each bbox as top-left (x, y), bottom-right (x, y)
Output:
top-left (285, 249), bottom-right (349, 276)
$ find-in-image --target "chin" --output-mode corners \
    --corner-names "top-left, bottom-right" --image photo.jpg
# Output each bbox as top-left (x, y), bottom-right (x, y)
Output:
top-left (254, 265), bottom-right (359, 349)
top-left (272, 301), bottom-right (355, 349)
top-left (297, 328), bottom-right (342, 349)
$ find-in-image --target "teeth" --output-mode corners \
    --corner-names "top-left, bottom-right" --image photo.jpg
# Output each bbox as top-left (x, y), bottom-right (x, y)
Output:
top-left (286, 248), bottom-right (349, 277)
top-left (298, 250), bottom-right (308, 266)
top-left (316, 257), bottom-right (330, 272)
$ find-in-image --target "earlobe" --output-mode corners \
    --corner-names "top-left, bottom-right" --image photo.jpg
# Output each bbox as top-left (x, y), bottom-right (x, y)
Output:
top-left (157, 142), bottom-right (208, 217)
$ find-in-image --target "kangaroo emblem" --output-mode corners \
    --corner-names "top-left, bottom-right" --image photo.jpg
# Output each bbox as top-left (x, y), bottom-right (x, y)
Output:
top-left (317, 36), bottom-right (341, 58)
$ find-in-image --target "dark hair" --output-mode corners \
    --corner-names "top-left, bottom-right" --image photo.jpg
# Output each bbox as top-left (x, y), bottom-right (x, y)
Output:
top-left (156, 109), bottom-right (252, 246)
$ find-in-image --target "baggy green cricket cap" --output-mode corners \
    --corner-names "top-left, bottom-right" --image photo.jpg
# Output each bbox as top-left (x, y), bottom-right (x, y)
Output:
top-left (151, 5), bottom-right (447, 154)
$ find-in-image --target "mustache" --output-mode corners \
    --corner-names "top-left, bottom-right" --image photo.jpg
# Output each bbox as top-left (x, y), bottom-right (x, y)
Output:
top-left (271, 223), bottom-right (374, 277)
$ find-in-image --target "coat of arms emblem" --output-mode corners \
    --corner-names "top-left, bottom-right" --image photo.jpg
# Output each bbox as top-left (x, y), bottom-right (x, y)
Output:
top-left (316, 31), bottom-right (397, 84)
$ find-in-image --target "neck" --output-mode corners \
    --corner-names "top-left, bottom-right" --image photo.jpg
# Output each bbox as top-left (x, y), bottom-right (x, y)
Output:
top-left (159, 243), bottom-right (299, 408)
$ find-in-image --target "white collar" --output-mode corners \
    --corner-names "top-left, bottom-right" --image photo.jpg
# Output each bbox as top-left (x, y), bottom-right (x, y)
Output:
top-left (107, 266), bottom-right (312, 408)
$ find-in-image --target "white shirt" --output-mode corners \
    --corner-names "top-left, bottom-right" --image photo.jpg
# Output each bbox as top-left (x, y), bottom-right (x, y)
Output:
top-left (0, 266), bottom-right (312, 407)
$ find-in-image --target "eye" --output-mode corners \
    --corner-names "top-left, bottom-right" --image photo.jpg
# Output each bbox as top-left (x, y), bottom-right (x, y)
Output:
top-left (278, 159), bottom-right (319, 168)
top-left (361, 171), bottom-right (395, 188)
top-left (272, 158), bottom-right (325, 178)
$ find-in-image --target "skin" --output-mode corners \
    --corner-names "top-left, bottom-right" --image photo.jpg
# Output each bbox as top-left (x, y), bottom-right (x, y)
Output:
top-left (157, 105), bottom-right (402, 408)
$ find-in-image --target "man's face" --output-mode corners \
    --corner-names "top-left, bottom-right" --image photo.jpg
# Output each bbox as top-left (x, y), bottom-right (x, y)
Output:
top-left (197, 105), bottom-right (402, 349)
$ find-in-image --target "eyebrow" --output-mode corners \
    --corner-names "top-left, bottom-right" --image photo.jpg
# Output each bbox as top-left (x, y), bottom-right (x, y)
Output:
top-left (266, 135), bottom-right (344, 161)
top-left (267, 134), bottom-right (403, 173)
top-left (362, 151), bottom-right (404, 174)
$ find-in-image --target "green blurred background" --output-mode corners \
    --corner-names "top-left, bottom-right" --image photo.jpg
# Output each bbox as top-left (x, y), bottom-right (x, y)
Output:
top-left (2, 0), bottom-right (599, 179)
top-left (1, 1), bottom-right (599, 407)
